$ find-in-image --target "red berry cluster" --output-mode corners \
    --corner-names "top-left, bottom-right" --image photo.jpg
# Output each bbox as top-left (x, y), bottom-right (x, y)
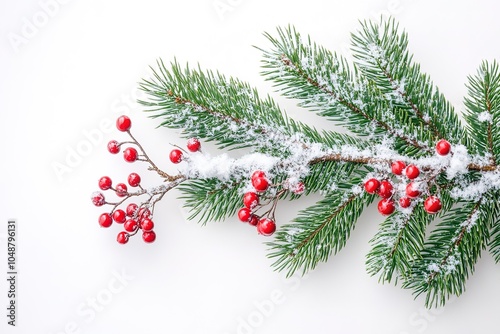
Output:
top-left (236, 171), bottom-right (305, 236)
top-left (237, 171), bottom-right (276, 236)
top-left (363, 139), bottom-right (451, 216)
top-left (91, 115), bottom-right (159, 244)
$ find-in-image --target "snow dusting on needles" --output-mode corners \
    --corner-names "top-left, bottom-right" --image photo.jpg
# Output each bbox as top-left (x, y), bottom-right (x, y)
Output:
top-left (478, 111), bottom-right (493, 123)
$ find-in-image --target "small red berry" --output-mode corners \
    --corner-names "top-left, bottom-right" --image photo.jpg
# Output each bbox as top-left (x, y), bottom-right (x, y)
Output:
top-left (123, 147), bottom-right (138, 162)
top-left (107, 140), bottom-right (120, 154)
top-left (138, 207), bottom-right (151, 220)
top-left (424, 196), bottom-right (442, 214)
top-left (243, 192), bottom-right (259, 209)
top-left (378, 199), bottom-right (395, 216)
top-left (116, 115), bottom-right (131, 132)
top-left (124, 219), bottom-right (138, 232)
top-left (143, 231), bottom-right (156, 243)
top-left (248, 215), bottom-right (259, 226)
top-left (405, 182), bottom-right (421, 198)
top-left (128, 173), bottom-right (141, 187)
top-left (115, 183), bottom-right (128, 197)
top-left (238, 208), bottom-right (252, 222)
top-left (405, 165), bottom-right (420, 179)
top-left (117, 231), bottom-right (129, 244)
top-left (399, 197), bottom-right (411, 208)
top-left (391, 161), bottom-right (406, 175)
top-left (98, 176), bottom-right (112, 190)
top-left (251, 170), bottom-right (266, 180)
top-left (257, 218), bottom-right (276, 236)
top-left (187, 138), bottom-right (201, 152)
top-left (113, 209), bottom-right (126, 223)
top-left (364, 178), bottom-right (380, 194)
top-left (126, 203), bottom-right (138, 217)
top-left (252, 177), bottom-right (269, 192)
top-left (377, 180), bottom-right (393, 199)
top-left (169, 149), bottom-right (183, 163)
top-left (140, 218), bottom-right (154, 232)
top-left (99, 213), bottom-right (113, 228)
top-left (291, 181), bottom-right (305, 195)
top-left (91, 192), bottom-right (105, 206)
top-left (436, 139), bottom-right (451, 156)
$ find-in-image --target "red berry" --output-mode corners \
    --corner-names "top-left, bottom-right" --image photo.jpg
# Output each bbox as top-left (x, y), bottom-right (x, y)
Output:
top-left (123, 147), bottom-right (138, 162)
top-left (187, 138), bottom-right (201, 152)
top-left (243, 192), bottom-right (259, 209)
top-left (436, 139), bottom-right (451, 156)
top-left (98, 176), bottom-right (112, 190)
top-left (138, 207), bottom-right (151, 220)
top-left (399, 197), bottom-right (411, 208)
top-left (251, 170), bottom-right (266, 180)
top-left (364, 178), bottom-right (380, 194)
top-left (115, 183), bottom-right (128, 197)
top-left (116, 115), bottom-right (131, 132)
top-left (124, 219), bottom-right (138, 232)
top-left (117, 232), bottom-right (129, 244)
top-left (91, 192), bottom-right (105, 206)
top-left (248, 215), bottom-right (259, 226)
top-left (107, 140), bottom-right (120, 154)
top-left (126, 203), bottom-right (138, 217)
top-left (391, 161), bottom-right (406, 175)
top-left (252, 177), bottom-right (269, 192)
top-left (113, 209), bottom-right (126, 223)
top-left (142, 231), bottom-right (156, 243)
top-left (238, 208), bottom-right (252, 222)
top-left (405, 165), bottom-right (420, 179)
top-left (378, 199), bottom-right (395, 215)
top-left (405, 182), bottom-right (421, 198)
top-left (424, 196), bottom-right (442, 214)
top-left (99, 213), bottom-right (113, 228)
top-left (169, 149), bottom-right (183, 163)
top-left (291, 182), bottom-right (305, 195)
top-left (140, 218), bottom-right (154, 232)
top-left (377, 180), bottom-right (393, 199)
top-left (128, 173), bottom-right (141, 187)
top-left (257, 218), bottom-right (276, 236)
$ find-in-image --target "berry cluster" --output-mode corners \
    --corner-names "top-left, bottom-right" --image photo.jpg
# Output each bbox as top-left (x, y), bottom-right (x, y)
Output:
top-left (93, 172), bottom-right (157, 244)
top-left (236, 171), bottom-right (305, 236)
top-left (91, 115), bottom-right (172, 244)
top-left (363, 139), bottom-right (451, 216)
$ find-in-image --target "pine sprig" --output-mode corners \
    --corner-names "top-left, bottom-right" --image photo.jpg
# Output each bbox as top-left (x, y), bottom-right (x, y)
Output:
top-left (366, 205), bottom-right (431, 284)
top-left (127, 18), bottom-right (500, 309)
top-left (351, 19), bottom-right (466, 148)
top-left (267, 179), bottom-right (371, 276)
top-left (464, 60), bottom-right (500, 160)
top-left (139, 59), bottom-right (293, 152)
top-left (486, 193), bottom-right (500, 262)
top-left (178, 179), bottom-right (243, 225)
top-left (260, 25), bottom-right (434, 155)
top-left (404, 199), bottom-right (492, 307)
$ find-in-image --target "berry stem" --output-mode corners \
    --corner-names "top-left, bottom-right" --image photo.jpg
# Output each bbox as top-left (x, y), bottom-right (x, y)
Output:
top-left (126, 130), bottom-right (184, 182)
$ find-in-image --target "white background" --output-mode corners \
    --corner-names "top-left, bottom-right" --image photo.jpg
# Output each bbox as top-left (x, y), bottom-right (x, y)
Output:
top-left (2, 0), bottom-right (500, 333)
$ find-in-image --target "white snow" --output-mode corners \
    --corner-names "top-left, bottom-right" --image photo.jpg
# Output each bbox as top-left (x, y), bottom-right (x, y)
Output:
top-left (478, 111), bottom-right (493, 123)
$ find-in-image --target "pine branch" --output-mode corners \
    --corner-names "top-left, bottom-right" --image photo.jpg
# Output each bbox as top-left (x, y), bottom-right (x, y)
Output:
top-left (487, 192), bottom-right (500, 261)
top-left (259, 25), bottom-right (434, 155)
top-left (464, 60), bottom-right (500, 162)
top-left (267, 178), bottom-right (371, 277)
top-left (351, 19), bottom-right (465, 148)
top-left (404, 198), bottom-right (493, 307)
top-left (366, 205), bottom-right (431, 284)
top-left (178, 179), bottom-right (243, 225)
top-left (139, 59), bottom-right (295, 152)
